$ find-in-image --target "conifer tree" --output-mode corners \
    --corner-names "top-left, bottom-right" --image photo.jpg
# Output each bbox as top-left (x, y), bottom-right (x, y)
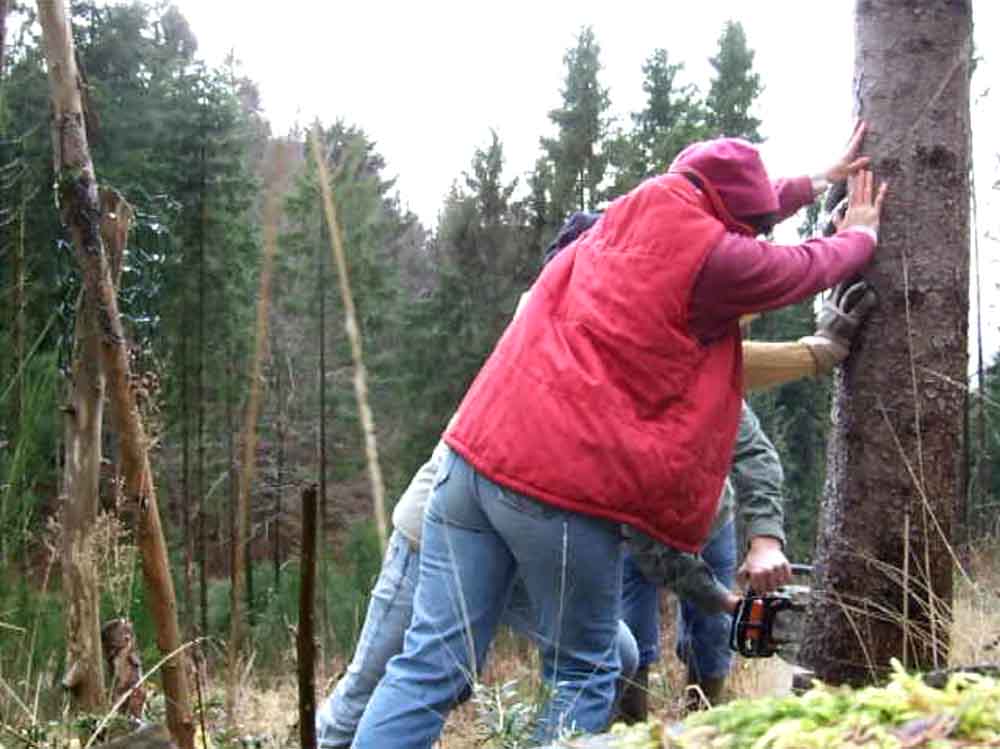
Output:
top-left (705, 21), bottom-right (763, 141)
top-left (539, 26), bottom-right (612, 221)
top-left (606, 48), bottom-right (708, 196)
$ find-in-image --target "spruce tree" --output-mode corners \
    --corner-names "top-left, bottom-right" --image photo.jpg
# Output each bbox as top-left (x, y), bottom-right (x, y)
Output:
top-left (539, 26), bottom-right (612, 222)
top-left (705, 21), bottom-right (763, 141)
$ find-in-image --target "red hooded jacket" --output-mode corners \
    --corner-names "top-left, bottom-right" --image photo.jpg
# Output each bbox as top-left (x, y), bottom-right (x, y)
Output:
top-left (444, 140), bottom-right (828, 552)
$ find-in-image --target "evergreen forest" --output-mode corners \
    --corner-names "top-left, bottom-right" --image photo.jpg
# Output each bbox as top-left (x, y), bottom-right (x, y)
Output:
top-left (1, 2), bottom-right (996, 747)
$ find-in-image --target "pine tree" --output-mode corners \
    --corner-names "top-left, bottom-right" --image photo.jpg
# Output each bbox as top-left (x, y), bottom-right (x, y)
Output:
top-left (705, 21), bottom-right (762, 141)
top-left (393, 132), bottom-right (531, 469)
top-left (539, 26), bottom-right (612, 222)
top-left (606, 48), bottom-right (709, 196)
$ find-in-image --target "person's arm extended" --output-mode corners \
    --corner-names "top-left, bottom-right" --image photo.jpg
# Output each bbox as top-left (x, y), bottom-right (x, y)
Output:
top-left (732, 403), bottom-right (792, 592)
top-left (692, 154), bottom-right (885, 343)
top-left (742, 340), bottom-right (818, 391)
top-left (741, 278), bottom-right (878, 391)
top-left (625, 529), bottom-right (739, 615)
top-left (691, 229), bottom-right (875, 341)
top-left (731, 404), bottom-right (785, 545)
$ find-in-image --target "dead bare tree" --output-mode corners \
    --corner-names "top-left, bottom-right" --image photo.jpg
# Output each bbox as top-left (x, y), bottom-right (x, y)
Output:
top-left (61, 188), bottom-right (132, 712)
top-left (35, 2), bottom-right (193, 744)
top-left (801, 0), bottom-right (972, 685)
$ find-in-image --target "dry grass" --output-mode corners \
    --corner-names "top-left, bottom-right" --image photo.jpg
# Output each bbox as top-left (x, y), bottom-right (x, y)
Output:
top-left (5, 546), bottom-right (999, 749)
top-left (228, 546), bottom-right (1000, 748)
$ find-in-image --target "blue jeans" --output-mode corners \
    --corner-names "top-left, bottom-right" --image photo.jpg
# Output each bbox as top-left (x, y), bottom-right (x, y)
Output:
top-left (621, 520), bottom-right (737, 680)
top-left (352, 449), bottom-right (625, 748)
top-left (316, 530), bottom-right (419, 748)
top-left (675, 520), bottom-right (737, 680)
top-left (315, 531), bottom-right (637, 748)
top-left (621, 554), bottom-right (660, 670)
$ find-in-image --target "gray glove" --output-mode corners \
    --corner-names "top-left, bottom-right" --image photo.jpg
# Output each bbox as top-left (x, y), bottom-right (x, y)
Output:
top-left (799, 279), bottom-right (877, 372)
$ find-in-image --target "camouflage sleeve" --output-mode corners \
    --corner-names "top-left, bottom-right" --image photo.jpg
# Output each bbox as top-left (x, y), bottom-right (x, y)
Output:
top-left (624, 528), bottom-right (732, 615)
top-left (732, 402), bottom-right (786, 546)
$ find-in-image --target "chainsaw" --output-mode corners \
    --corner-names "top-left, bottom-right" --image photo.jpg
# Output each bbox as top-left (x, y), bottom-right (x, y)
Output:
top-left (729, 564), bottom-right (812, 665)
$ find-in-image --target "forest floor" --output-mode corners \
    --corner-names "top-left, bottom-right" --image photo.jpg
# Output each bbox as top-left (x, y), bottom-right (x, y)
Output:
top-left (5, 544), bottom-right (998, 749)
top-left (206, 542), bottom-right (1000, 749)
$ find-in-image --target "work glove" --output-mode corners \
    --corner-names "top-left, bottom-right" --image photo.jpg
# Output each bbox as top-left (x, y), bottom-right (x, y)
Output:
top-left (798, 279), bottom-right (877, 373)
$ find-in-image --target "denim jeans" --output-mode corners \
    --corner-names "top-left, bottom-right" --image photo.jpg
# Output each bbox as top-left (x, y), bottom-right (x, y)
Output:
top-left (315, 531), bottom-right (637, 748)
top-left (352, 448), bottom-right (625, 748)
top-left (621, 553), bottom-right (661, 669)
top-left (675, 520), bottom-right (737, 680)
top-left (316, 530), bottom-right (418, 748)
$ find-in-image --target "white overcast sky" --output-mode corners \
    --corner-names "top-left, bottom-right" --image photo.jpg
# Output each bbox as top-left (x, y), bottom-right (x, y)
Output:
top-left (172, 0), bottom-right (998, 368)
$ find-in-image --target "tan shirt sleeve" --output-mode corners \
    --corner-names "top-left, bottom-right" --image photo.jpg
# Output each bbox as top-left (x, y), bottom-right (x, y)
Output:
top-left (742, 341), bottom-right (819, 392)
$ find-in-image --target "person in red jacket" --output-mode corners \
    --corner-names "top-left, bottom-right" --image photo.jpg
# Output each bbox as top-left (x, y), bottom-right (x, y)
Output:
top-left (352, 126), bottom-right (886, 748)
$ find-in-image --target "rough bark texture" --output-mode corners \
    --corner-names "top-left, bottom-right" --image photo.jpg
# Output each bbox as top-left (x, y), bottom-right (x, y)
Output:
top-left (801, 0), bottom-right (971, 685)
top-left (60, 188), bottom-right (131, 712)
top-left (36, 2), bottom-right (194, 744)
top-left (297, 484), bottom-right (318, 749)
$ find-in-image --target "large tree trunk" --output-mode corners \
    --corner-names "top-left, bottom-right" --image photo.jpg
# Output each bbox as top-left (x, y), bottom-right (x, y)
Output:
top-left (36, 3), bottom-right (194, 745)
top-left (801, 0), bottom-right (972, 685)
top-left (60, 188), bottom-right (132, 712)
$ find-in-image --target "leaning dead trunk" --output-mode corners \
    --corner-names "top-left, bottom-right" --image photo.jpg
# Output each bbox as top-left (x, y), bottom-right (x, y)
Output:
top-left (801, 0), bottom-right (972, 685)
top-left (61, 188), bottom-right (132, 712)
top-left (36, 2), bottom-right (193, 745)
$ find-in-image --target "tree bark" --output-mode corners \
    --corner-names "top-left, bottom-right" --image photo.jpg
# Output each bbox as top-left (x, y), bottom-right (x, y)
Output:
top-left (801, 0), bottom-right (972, 685)
top-left (297, 484), bottom-right (318, 749)
top-left (36, 2), bottom-right (194, 745)
top-left (60, 187), bottom-right (132, 713)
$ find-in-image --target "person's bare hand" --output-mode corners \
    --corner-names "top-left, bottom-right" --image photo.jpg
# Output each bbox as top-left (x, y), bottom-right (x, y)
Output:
top-left (838, 169), bottom-right (888, 233)
top-left (723, 591), bottom-right (742, 614)
top-left (825, 120), bottom-right (871, 183)
top-left (737, 536), bottom-right (791, 592)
